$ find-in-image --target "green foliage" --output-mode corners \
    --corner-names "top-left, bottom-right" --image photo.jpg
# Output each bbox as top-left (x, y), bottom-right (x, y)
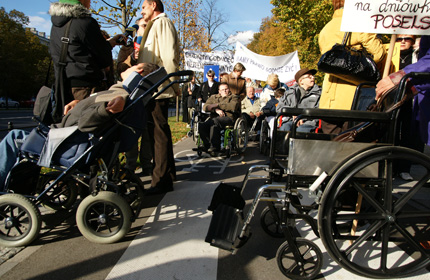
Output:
top-left (248, 0), bottom-right (333, 84)
top-left (0, 8), bottom-right (52, 101)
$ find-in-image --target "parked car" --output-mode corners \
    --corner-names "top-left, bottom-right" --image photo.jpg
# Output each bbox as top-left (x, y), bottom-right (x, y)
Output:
top-left (20, 98), bottom-right (36, 108)
top-left (0, 97), bottom-right (20, 108)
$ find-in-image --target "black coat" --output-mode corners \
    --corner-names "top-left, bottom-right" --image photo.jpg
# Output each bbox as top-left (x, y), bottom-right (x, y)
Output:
top-left (197, 81), bottom-right (219, 102)
top-left (49, 2), bottom-right (113, 88)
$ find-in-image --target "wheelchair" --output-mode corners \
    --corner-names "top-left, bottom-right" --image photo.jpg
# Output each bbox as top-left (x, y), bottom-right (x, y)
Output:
top-left (206, 72), bottom-right (430, 279)
top-left (0, 68), bottom-right (194, 247)
top-left (193, 106), bottom-right (248, 158)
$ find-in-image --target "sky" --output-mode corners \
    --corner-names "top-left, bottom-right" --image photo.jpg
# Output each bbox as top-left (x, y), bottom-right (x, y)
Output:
top-left (1, 0), bottom-right (274, 47)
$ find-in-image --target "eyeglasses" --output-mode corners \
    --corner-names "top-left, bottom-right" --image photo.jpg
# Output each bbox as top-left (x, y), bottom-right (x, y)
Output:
top-left (396, 37), bottom-right (415, 43)
top-left (301, 74), bottom-right (314, 79)
top-left (208, 75), bottom-right (214, 78)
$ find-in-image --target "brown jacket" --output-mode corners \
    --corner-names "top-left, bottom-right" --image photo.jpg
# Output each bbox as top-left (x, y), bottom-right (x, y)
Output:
top-left (222, 72), bottom-right (246, 100)
top-left (203, 93), bottom-right (241, 121)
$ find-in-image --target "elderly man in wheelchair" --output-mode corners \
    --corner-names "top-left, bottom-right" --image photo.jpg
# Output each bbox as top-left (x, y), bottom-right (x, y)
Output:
top-left (198, 82), bottom-right (241, 157)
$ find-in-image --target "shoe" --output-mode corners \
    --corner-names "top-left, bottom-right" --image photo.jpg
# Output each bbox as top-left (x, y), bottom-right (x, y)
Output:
top-left (207, 147), bottom-right (219, 153)
top-left (145, 186), bottom-right (174, 196)
top-left (186, 124), bottom-right (191, 128)
top-left (399, 172), bottom-right (413, 181)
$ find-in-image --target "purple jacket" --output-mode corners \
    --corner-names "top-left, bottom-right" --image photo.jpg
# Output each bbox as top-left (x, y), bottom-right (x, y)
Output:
top-left (403, 36), bottom-right (430, 145)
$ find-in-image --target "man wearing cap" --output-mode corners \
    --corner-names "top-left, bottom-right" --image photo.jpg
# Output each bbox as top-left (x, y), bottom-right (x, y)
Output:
top-left (276, 68), bottom-right (321, 133)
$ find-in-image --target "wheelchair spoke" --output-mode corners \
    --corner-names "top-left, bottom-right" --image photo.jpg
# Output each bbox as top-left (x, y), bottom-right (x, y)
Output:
top-left (344, 220), bottom-right (386, 256)
top-left (351, 181), bottom-right (385, 214)
top-left (394, 222), bottom-right (429, 256)
top-left (394, 173), bottom-right (430, 214)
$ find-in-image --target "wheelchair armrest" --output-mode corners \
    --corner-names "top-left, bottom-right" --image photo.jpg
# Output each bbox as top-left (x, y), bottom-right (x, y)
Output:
top-left (279, 107), bottom-right (307, 117)
top-left (298, 108), bottom-right (392, 123)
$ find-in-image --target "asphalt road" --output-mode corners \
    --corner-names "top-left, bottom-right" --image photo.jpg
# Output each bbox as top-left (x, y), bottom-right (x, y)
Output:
top-left (0, 109), bottom-right (35, 139)
top-left (0, 134), bottom-right (430, 280)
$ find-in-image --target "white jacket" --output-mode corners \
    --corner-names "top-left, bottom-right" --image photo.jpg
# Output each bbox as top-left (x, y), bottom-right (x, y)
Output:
top-left (138, 13), bottom-right (180, 99)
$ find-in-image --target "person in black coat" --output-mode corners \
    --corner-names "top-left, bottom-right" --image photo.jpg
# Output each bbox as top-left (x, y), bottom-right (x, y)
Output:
top-left (181, 75), bottom-right (199, 125)
top-left (49, 0), bottom-right (124, 102)
top-left (197, 70), bottom-right (220, 103)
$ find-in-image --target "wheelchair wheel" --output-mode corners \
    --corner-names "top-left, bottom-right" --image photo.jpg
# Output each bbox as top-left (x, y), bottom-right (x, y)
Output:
top-left (192, 117), bottom-right (199, 145)
top-left (38, 171), bottom-right (78, 211)
top-left (76, 191), bottom-right (132, 244)
top-left (259, 120), bottom-right (269, 155)
top-left (276, 238), bottom-right (323, 280)
top-left (234, 118), bottom-right (248, 154)
top-left (0, 194), bottom-right (41, 247)
top-left (260, 205), bottom-right (295, 238)
top-left (318, 146), bottom-right (430, 278)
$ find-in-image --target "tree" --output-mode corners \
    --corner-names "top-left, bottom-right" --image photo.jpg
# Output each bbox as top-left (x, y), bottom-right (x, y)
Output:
top-left (0, 8), bottom-right (52, 101)
top-left (247, 16), bottom-right (294, 57)
top-left (270, 0), bottom-right (333, 72)
top-left (164, 0), bottom-right (210, 70)
top-left (199, 0), bottom-right (229, 50)
top-left (91, 0), bottom-right (142, 33)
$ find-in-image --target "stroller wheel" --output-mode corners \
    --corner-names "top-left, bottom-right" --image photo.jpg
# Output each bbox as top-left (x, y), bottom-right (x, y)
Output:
top-left (0, 194), bottom-right (41, 247)
top-left (38, 171), bottom-right (78, 211)
top-left (76, 191), bottom-right (132, 244)
top-left (276, 238), bottom-right (322, 280)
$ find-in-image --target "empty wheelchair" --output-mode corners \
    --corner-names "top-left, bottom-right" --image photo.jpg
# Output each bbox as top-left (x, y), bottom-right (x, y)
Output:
top-left (206, 72), bottom-right (430, 279)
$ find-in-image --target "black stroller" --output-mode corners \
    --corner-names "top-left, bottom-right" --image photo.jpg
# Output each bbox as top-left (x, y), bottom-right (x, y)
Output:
top-left (0, 68), bottom-right (193, 247)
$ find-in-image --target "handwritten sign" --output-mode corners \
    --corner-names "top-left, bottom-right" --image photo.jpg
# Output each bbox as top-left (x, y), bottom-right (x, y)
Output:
top-left (341, 0), bottom-right (430, 35)
top-left (184, 49), bottom-right (234, 74)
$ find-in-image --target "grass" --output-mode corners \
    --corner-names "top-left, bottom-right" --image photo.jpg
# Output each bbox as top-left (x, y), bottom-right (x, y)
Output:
top-left (169, 115), bottom-right (189, 143)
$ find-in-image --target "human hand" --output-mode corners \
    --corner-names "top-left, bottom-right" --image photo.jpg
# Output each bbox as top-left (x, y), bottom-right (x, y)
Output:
top-left (255, 111), bottom-right (262, 117)
top-left (249, 112), bottom-right (255, 119)
top-left (64, 100), bottom-right (80, 115)
top-left (106, 96), bottom-right (126, 114)
top-left (215, 108), bottom-right (225, 117)
top-left (120, 63), bottom-right (146, 81)
top-left (376, 76), bottom-right (395, 100)
top-left (109, 34), bottom-right (127, 48)
top-left (297, 119), bottom-right (304, 127)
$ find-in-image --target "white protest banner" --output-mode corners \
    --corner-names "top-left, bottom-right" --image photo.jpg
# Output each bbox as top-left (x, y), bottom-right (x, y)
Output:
top-left (233, 42), bottom-right (300, 83)
top-left (184, 49), bottom-right (234, 74)
top-left (341, 0), bottom-right (430, 35)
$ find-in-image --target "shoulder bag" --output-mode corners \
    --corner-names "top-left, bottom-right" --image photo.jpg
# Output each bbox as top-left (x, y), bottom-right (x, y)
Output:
top-left (317, 32), bottom-right (381, 85)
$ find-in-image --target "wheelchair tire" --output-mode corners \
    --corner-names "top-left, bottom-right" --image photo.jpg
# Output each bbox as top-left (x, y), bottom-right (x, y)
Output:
top-left (0, 194), bottom-right (41, 247)
top-left (260, 205), bottom-right (295, 238)
top-left (318, 146), bottom-right (430, 278)
top-left (276, 238), bottom-right (323, 280)
top-left (38, 171), bottom-right (78, 211)
top-left (76, 191), bottom-right (132, 244)
top-left (192, 116), bottom-right (199, 145)
top-left (234, 118), bottom-right (248, 154)
top-left (259, 120), bottom-right (269, 155)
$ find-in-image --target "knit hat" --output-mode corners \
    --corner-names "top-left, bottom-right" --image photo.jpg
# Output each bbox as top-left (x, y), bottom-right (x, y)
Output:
top-left (60, 0), bottom-right (82, 5)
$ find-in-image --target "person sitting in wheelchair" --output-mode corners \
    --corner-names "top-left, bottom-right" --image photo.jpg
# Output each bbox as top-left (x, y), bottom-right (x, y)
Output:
top-left (241, 86), bottom-right (263, 133)
top-left (276, 68), bottom-right (321, 133)
top-left (0, 63), bottom-right (158, 191)
top-left (199, 83), bottom-right (241, 156)
top-left (261, 88), bottom-right (285, 138)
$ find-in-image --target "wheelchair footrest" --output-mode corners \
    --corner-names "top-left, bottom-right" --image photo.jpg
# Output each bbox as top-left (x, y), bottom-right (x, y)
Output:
top-left (205, 204), bottom-right (250, 252)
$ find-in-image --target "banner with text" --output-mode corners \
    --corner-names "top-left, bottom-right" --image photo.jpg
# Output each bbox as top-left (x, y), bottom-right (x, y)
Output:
top-left (184, 49), bottom-right (234, 74)
top-left (233, 42), bottom-right (300, 83)
top-left (341, 0), bottom-right (430, 35)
